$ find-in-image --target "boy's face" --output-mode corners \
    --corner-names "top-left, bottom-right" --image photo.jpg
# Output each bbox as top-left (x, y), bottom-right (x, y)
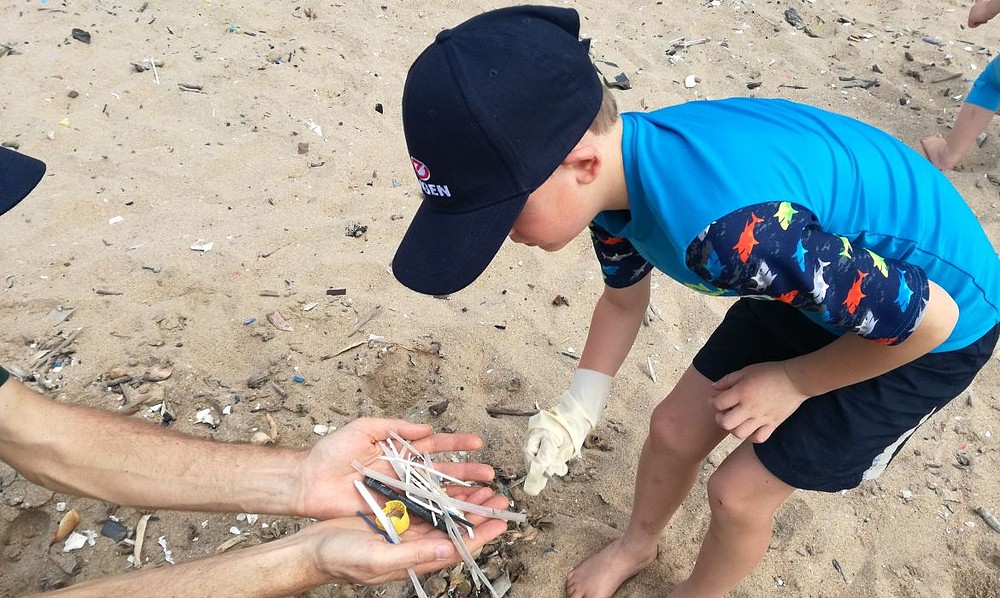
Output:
top-left (508, 173), bottom-right (593, 252)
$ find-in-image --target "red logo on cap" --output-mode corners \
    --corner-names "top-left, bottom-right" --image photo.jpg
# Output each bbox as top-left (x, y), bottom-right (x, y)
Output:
top-left (411, 157), bottom-right (431, 182)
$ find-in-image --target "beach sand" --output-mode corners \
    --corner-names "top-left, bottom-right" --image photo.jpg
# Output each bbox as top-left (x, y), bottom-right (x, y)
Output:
top-left (1, 0), bottom-right (998, 596)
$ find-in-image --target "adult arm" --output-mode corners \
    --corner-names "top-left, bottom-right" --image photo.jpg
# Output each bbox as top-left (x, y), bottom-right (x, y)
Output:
top-left (0, 378), bottom-right (299, 513)
top-left (0, 380), bottom-right (494, 517)
top-left (34, 488), bottom-right (510, 597)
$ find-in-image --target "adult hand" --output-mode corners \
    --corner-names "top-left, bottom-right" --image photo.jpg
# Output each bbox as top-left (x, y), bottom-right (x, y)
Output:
top-left (307, 486), bottom-right (511, 586)
top-left (710, 362), bottom-right (809, 443)
top-left (295, 418), bottom-right (496, 519)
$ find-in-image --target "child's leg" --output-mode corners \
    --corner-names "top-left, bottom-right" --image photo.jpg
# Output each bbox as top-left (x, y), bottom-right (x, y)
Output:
top-left (921, 103), bottom-right (996, 169)
top-left (565, 365), bottom-right (729, 598)
top-left (922, 54), bottom-right (1000, 169)
top-left (669, 442), bottom-right (795, 597)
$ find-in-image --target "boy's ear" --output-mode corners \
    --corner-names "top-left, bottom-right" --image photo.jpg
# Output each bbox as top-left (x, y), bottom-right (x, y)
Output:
top-left (562, 141), bottom-right (601, 184)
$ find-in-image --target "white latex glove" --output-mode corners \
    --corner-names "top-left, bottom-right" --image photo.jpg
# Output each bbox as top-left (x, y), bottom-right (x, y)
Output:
top-left (523, 369), bottom-right (612, 495)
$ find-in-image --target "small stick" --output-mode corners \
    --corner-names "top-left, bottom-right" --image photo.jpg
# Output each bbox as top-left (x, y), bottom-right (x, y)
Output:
top-left (346, 305), bottom-right (381, 336)
top-left (31, 327), bottom-right (84, 368)
top-left (134, 514), bottom-right (151, 569)
top-left (486, 406), bottom-right (539, 417)
top-left (105, 375), bottom-right (134, 388)
top-left (321, 340), bottom-right (366, 360)
top-left (832, 558), bottom-right (848, 584)
top-left (976, 507), bottom-right (1000, 533)
top-left (648, 302), bottom-right (664, 320)
top-left (646, 356), bottom-right (657, 383)
top-left (215, 535), bottom-right (247, 554)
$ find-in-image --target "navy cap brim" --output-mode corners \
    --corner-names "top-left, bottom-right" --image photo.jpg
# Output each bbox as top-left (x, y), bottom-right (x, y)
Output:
top-left (0, 147), bottom-right (46, 217)
top-left (392, 191), bottom-right (528, 296)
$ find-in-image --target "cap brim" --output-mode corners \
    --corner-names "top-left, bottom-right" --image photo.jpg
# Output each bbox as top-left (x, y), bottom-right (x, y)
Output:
top-left (0, 147), bottom-right (46, 217)
top-left (392, 192), bottom-right (528, 295)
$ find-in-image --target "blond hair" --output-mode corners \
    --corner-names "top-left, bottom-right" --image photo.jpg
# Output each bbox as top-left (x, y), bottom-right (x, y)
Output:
top-left (589, 85), bottom-right (619, 134)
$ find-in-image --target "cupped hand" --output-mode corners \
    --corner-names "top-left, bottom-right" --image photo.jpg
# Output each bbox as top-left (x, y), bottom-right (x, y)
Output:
top-left (295, 417), bottom-right (496, 519)
top-left (710, 362), bottom-right (808, 443)
top-left (307, 486), bottom-right (511, 586)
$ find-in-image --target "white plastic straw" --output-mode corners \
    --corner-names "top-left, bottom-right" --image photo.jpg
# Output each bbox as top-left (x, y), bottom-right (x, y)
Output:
top-left (353, 480), bottom-right (428, 598)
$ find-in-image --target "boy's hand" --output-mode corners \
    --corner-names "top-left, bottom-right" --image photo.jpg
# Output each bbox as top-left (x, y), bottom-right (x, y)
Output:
top-left (710, 362), bottom-right (808, 443)
top-left (523, 391), bottom-right (595, 495)
top-left (522, 369), bottom-right (613, 495)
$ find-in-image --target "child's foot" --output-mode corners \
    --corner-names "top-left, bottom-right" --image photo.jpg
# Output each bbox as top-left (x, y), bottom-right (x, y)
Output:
top-left (920, 135), bottom-right (958, 170)
top-left (565, 536), bottom-right (657, 598)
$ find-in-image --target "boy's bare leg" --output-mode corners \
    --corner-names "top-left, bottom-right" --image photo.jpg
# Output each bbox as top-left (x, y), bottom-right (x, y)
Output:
top-left (565, 365), bottom-right (729, 598)
top-left (921, 103), bottom-right (996, 170)
top-left (669, 442), bottom-right (795, 597)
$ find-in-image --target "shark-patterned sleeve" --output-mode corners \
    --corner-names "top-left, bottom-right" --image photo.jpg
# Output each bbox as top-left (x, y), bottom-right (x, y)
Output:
top-left (685, 201), bottom-right (930, 345)
top-left (590, 222), bottom-right (654, 288)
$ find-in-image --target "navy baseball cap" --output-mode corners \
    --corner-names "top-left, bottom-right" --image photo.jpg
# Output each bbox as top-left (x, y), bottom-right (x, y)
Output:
top-left (0, 146), bottom-right (46, 217)
top-left (392, 5), bottom-right (603, 295)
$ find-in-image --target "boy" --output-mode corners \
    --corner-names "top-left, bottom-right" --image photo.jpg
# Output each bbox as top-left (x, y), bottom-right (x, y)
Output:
top-left (392, 6), bottom-right (1000, 597)
top-left (922, 0), bottom-right (1000, 170)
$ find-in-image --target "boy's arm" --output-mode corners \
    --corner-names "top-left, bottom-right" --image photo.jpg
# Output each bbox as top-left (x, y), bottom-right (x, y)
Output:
top-left (579, 274), bottom-right (652, 376)
top-left (782, 278), bottom-right (957, 396)
top-left (969, 0), bottom-right (1000, 27)
top-left (712, 280), bottom-right (958, 442)
top-left (522, 275), bottom-right (650, 494)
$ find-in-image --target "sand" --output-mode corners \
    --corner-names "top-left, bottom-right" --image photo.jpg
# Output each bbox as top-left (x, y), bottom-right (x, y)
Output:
top-left (0, 0), bottom-right (998, 596)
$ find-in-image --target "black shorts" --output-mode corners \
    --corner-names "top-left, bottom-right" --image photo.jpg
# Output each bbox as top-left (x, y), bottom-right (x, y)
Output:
top-left (692, 299), bottom-right (999, 492)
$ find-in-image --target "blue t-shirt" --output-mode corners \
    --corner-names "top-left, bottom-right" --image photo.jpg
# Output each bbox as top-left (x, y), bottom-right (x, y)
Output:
top-left (591, 98), bottom-right (999, 352)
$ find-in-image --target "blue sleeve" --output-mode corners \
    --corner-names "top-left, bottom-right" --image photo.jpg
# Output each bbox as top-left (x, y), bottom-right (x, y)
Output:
top-left (685, 201), bottom-right (930, 345)
top-left (590, 222), bottom-right (654, 288)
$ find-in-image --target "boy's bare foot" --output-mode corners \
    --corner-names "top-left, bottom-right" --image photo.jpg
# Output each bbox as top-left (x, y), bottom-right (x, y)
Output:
top-left (920, 135), bottom-right (958, 170)
top-left (565, 537), bottom-right (657, 598)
